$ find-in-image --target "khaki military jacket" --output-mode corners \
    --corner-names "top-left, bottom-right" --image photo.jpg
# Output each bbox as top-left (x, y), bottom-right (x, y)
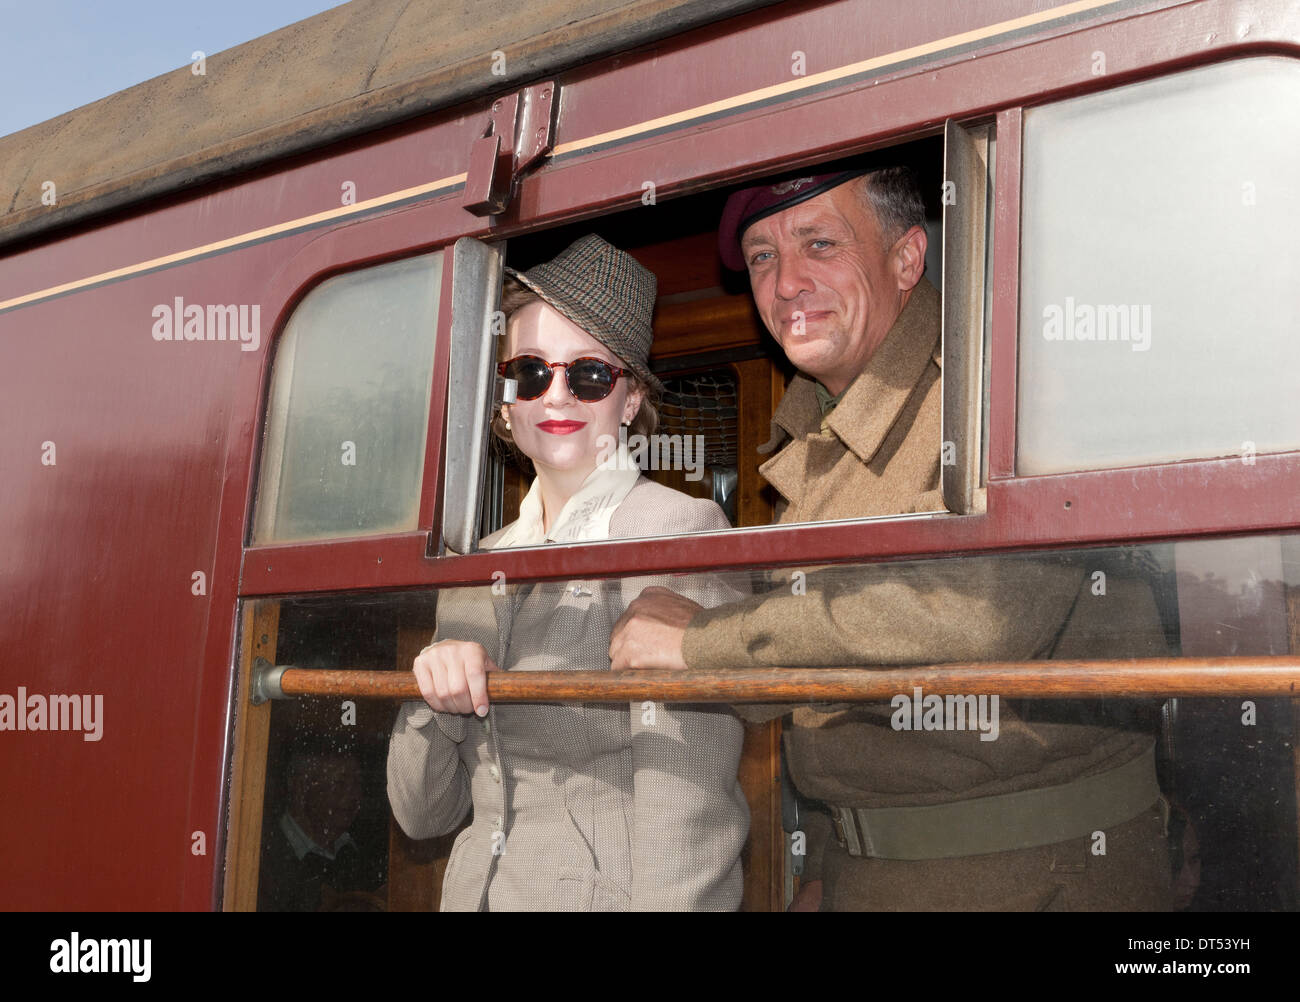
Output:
top-left (388, 478), bottom-right (750, 911)
top-left (682, 278), bottom-right (1165, 813)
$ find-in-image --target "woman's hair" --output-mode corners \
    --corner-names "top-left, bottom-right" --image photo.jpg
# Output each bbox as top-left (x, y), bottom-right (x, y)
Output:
top-left (491, 283), bottom-right (660, 470)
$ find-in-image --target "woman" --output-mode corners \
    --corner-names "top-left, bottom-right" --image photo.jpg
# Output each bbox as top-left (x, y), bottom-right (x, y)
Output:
top-left (387, 234), bottom-right (749, 911)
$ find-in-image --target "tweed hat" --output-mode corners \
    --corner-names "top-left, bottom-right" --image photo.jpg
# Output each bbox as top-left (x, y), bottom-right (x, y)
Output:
top-left (504, 234), bottom-right (662, 394)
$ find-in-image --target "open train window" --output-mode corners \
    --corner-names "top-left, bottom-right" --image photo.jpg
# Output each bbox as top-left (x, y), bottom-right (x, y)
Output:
top-left (446, 127), bottom-right (995, 552)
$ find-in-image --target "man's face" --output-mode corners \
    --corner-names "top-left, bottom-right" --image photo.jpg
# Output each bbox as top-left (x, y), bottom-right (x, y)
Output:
top-left (290, 753), bottom-right (362, 842)
top-left (741, 180), bottom-right (922, 395)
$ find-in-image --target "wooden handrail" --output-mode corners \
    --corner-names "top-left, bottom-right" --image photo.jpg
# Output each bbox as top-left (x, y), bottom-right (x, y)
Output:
top-left (264, 656), bottom-right (1300, 703)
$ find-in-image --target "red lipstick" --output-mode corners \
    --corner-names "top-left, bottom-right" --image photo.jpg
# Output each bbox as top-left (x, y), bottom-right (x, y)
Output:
top-left (537, 420), bottom-right (587, 434)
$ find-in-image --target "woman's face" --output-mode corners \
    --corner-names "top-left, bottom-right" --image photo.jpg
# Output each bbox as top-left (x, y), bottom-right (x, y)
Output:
top-left (501, 300), bottom-right (643, 482)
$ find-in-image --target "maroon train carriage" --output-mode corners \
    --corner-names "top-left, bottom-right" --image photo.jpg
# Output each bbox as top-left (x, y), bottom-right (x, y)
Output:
top-left (1, 0), bottom-right (1298, 912)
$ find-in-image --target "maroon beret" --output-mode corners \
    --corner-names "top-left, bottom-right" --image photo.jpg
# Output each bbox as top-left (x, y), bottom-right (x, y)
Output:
top-left (717, 170), bottom-right (869, 271)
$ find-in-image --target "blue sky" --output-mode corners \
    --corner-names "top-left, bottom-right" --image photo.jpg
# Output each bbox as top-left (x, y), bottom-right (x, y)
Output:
top-left (0, 0), bottom-right (347, 139)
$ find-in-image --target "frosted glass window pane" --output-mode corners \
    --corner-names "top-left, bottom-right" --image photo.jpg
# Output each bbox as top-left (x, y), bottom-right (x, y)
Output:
top-left (253, 252), bottom-right (443, 543)
top-left (1018, 58), bottom-right (1300, 476)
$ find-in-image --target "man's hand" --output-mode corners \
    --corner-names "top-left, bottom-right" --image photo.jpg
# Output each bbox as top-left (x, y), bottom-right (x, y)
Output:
top-left (412, 640), bottom-right (499, 716)
top-left (609, 586), bottom-right (702, 671)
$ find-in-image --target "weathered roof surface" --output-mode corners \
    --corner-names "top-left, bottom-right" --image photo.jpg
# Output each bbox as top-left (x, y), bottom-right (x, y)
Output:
top-left (0, 0), bottom-right (780, 249)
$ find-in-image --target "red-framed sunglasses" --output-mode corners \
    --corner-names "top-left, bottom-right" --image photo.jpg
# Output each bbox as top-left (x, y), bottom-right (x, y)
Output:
top-left (497, 354), bottom-right (631, 402)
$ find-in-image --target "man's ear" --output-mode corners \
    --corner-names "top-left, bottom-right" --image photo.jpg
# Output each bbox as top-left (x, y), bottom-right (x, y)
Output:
top-left (892, 225), bottom-right (927, 292)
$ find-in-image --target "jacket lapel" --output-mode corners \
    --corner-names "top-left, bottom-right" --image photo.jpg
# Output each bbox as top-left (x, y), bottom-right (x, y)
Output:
top-left (759, 377), bottom-right (820, 509)
top-left (759, 278), bottom-right (942, 511)
top-left (826, 279), bottom-right (941, 466)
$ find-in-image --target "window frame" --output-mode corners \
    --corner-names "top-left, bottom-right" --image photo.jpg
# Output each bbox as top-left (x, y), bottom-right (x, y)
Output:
top-left (240, 241), bottom-right (459, 591)
top-left (249, 249), bottom-right (451, 546)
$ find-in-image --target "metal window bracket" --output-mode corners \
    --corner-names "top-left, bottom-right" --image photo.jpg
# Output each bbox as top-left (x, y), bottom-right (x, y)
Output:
top-left (249, 656), bottom-right (287, 705)
top-left (462, 82), bottom-right (557, 216)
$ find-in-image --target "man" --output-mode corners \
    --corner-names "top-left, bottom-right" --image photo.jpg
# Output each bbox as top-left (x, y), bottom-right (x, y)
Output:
top-left (609, 166), bottom-right (1173, 911)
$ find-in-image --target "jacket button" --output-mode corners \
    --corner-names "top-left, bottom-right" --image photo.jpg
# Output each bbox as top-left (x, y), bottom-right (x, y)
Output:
top-left (489, 764), bottom-right (500, 782)
top-left (482, 717), bottom-right (491, 733)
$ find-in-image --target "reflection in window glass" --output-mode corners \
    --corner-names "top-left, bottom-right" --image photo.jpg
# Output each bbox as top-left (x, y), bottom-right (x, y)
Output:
top-left (255, 591), bottom-right (436, 912)
top-left (709, 535), bottom-right (1291, 911)
top-left (1018, 58), bottom-right (1300, 475)
top-left (257, 731), bottom-right (386, 912)
top-left (253, 252), bottom-right (443, 543)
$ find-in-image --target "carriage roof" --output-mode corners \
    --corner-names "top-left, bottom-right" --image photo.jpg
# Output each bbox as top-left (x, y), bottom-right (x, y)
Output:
top-left (0, 0), bottom-right (777, 250)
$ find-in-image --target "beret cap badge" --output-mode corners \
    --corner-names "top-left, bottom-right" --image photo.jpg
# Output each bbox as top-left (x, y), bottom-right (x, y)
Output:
top-left (769, 177), bottom-right (817, 196)
top-left (717, 168), bottom-right (873, 271)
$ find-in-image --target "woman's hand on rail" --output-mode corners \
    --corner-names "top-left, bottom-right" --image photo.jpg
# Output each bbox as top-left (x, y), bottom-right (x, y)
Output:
top-left (413, 640), bottom-right (499, 717)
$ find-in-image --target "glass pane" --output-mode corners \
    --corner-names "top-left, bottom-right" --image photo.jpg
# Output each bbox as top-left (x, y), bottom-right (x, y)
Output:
top-left (244, 532), bottom-right (1298, 910)
top-left (1018, 58), bottom-right (1300, 475)
top-left (253, 252), bottom-right (443, 542)
top-left (255, 591), bottom-right (436, 911)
